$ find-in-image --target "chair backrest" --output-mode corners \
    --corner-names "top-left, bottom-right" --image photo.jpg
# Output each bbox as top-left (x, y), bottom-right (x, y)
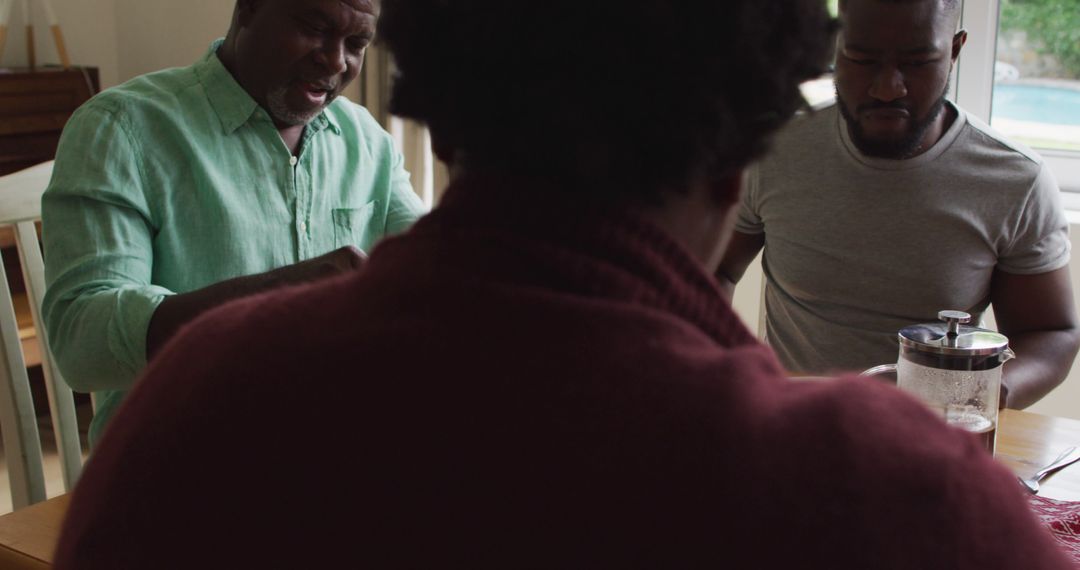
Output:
top-left (0, 160), bottom-right (83, 510)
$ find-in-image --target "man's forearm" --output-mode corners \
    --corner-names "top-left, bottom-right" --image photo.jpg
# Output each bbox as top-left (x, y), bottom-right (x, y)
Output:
top-left (145, 246), bottom-right (366, 359)
top-left (145, 270), bottom-right (289, 359)
top-left (714, 231), bottom-right (764, 301)
top-left (715, 270), bottom-right (738, 299)
top-left (1001, 328), bottom-right (1080, 409)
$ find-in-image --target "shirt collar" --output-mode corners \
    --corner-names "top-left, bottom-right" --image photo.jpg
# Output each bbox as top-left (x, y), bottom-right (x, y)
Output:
top-left (195, 38), bottom-right (342, 137)
top-left (195, 39), bottom-right (260, 134)
top-left (314, 107), bottom-right (342, 136)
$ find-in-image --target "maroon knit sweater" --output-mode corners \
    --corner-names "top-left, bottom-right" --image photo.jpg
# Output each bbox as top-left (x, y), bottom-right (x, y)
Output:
top-left (55, 174), bottom-right (1072, 569)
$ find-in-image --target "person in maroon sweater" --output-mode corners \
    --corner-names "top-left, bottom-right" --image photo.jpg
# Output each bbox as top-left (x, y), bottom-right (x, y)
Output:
top-left (55, 0), bottom-right (1072, 568)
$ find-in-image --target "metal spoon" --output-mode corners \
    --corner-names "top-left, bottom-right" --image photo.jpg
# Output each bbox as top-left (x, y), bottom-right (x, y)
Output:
top-left (1020, 446), bottom-right (1080, 494)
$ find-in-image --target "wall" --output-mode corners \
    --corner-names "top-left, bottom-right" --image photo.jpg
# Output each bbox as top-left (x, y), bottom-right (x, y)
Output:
top-left (0, 0), bottom-right (121, 88)
top-left (2, 0), bottom-right (365, 101)
top-left (112, 0), bottom-right (232, 83)
top-left (731, 226), bottom-right (1080, 421)
top-left (0, 0), bottom-right (230, 89)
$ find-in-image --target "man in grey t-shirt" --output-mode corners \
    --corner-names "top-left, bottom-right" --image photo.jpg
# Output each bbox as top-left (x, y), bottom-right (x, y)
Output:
top-left (717, 0), bottom-right (1080, 409)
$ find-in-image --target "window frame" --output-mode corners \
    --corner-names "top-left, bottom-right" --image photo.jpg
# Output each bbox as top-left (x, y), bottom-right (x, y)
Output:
top-left (954, 0), bottom-right (1080, 192)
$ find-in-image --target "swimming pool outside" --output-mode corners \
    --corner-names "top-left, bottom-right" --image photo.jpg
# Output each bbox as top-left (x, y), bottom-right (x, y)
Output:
top-left (992, 79), bottom-right (1080, 151)
top-left (994, 83), bottom-right (1080, 126)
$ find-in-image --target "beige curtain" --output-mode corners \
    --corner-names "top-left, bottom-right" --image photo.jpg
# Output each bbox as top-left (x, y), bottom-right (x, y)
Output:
top-left (359, 45), bottom-right (450, 207)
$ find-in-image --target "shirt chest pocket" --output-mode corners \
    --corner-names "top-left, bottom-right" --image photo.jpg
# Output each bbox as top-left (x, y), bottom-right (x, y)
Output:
top-left (332, 201), bottom-right (378, 251)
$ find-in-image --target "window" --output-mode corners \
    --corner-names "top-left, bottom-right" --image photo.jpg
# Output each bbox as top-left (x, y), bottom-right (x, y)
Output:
top-left (992, 0), bottom-right (1080, 153)
top-left (798, 0), bottom-right (838, 107)
top-left (956, 0), bottom-right (1080, 192)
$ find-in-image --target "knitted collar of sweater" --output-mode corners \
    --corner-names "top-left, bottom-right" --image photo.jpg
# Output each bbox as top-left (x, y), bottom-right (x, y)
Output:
top-left (398, 171), bottom-right (759, 351)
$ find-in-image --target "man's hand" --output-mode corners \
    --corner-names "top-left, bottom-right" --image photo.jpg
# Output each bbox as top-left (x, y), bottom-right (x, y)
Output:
top-left (146, 246), bottom-right (367, 358)
top-left (267, 246), bottom-right (367, 287)
top-left (715, 231), bottom-right (765, 299)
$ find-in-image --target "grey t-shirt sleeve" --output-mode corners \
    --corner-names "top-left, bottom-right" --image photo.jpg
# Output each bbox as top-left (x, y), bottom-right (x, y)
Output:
top-left (734, 164), bottom-right (765, 235)
top-left (998, 164), bottom-right (1071, 275)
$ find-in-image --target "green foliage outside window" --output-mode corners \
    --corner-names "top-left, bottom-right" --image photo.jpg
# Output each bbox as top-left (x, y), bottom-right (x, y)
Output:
top-left (1000, 0), bottom-right (1080, 79)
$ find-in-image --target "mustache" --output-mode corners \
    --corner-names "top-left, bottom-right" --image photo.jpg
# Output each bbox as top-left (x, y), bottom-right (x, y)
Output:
top-left (856, 101), bottom-right (911, 113)
top-left (300, 78), bottom-right (340, 92)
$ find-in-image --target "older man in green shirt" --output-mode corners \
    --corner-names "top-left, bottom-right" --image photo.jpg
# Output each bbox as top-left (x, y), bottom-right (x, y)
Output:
top-left (42, 0), bottom-right (425, 444)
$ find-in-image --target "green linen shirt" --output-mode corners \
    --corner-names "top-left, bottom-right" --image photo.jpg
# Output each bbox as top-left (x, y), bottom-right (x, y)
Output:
top-left (42, 40), bottom-right (426, 444)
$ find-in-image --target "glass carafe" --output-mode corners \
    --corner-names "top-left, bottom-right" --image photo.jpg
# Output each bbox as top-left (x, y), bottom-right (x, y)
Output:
top-left (862, 310), bottom-right (1015, 454)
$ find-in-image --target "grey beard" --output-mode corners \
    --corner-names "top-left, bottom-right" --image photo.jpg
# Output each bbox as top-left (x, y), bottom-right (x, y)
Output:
top-left (266, 85), bottom-right (331, 126)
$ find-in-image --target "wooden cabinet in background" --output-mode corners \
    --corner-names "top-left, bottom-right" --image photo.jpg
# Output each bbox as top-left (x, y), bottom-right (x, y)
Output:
top-left (0, 66), bottom-right (99, 176)
top-left (0, 67), bottom-right (98, 372)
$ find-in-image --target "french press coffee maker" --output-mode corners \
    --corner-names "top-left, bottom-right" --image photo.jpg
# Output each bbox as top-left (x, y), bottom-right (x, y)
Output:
top-left (862, 310), bottom-right (1015, 454)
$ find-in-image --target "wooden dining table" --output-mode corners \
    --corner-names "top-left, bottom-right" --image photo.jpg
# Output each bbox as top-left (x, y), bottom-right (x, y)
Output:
top-left (0, 492), bottom-right (68, 570)
top-left (996, 408), bottom-right (1080, 502)
top-left (0, 409), bottom-right (1077, 568)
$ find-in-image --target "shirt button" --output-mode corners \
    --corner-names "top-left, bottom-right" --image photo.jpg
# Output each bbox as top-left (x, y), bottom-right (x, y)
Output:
top-left (298, 221), bottom-right (307, 233)
top-left (289, 156), bottom-right (298, 166)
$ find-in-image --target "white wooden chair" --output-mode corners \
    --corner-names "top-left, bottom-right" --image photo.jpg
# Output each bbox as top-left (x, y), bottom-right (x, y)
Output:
top-left (0, 160), bottom-right (83, 510)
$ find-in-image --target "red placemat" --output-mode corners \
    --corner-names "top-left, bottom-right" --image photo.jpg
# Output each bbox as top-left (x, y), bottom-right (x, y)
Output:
top-left (1030, 495), bottom-right (1080, 562)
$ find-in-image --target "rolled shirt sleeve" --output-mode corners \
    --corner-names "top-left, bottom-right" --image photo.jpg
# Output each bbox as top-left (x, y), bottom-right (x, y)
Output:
top-left (42, 104), bottom-right (173, 394)
top-left (350, 107), bottom-right (426, 239)
top-left (997, 164), bottom-right (1071, 275)
top-left (733, 164), bottom-right (764, 235)
top-left (385, 143), bottom-right (427, 236)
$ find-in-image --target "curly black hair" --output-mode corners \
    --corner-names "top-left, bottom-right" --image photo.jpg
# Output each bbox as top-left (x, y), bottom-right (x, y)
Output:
top-left (380, 0), bottom-right (837, 203)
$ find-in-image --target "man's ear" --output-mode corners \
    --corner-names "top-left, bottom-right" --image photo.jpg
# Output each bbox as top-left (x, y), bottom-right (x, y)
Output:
top-left (951, 29), bottom-right (968, 61)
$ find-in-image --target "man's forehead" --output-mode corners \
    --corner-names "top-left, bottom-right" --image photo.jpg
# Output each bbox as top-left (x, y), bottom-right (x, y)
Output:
top-left (282, 0), bottom-right (377, 16)
top-left (339, 0), bottom-right (377, 15)
top-left (841, 26), bottom-right (948, 53)
top-left (842, 0), bottom-right (958, 27)
top-left (841, 0), bottom-right (957, 15)
top-left (840, 0), bottom-right (955, 50)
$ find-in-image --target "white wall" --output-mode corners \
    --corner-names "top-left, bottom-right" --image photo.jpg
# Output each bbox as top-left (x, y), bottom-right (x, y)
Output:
top-left (1, 0), bottom-right (121, 88)
top-left (731, 232), bottom-right (1080, 421)
top-left (731, 252), bottom-right (765, 340)
top-left (112, 0), bottom-right (231, 83)
top-left (0, 0), bottom-right (227, 89)
top-left (2, 0), bottom-right (360, 103)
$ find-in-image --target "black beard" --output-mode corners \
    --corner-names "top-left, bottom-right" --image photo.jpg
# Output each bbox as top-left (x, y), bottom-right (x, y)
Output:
top-left (836, 86), bottom-right (949, 159)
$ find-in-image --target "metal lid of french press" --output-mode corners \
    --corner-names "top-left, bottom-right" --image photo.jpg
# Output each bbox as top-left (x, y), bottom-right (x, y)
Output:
top-left (898, 310), bottom-right (1011, 357)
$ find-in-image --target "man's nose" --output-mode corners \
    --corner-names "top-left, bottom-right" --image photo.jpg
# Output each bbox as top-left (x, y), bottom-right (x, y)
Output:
top-left (869, 64), bottom-right (907, 102)
top-left (315, 41), bottom-right (348, 75)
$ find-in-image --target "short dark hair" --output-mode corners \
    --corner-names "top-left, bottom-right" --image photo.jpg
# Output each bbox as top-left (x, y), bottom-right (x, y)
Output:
top-left (380, 0), bottom-right (836, 203)
top-left (839, 0), bottom-right (960, 16)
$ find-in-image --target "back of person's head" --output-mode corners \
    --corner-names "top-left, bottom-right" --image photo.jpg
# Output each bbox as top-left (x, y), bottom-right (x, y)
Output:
top-left (379, 0), bottom-right (836, 204)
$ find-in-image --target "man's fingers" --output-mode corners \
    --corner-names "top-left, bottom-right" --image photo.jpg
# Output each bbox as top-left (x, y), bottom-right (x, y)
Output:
top-left (336, 245), bottom-right (367, 269)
